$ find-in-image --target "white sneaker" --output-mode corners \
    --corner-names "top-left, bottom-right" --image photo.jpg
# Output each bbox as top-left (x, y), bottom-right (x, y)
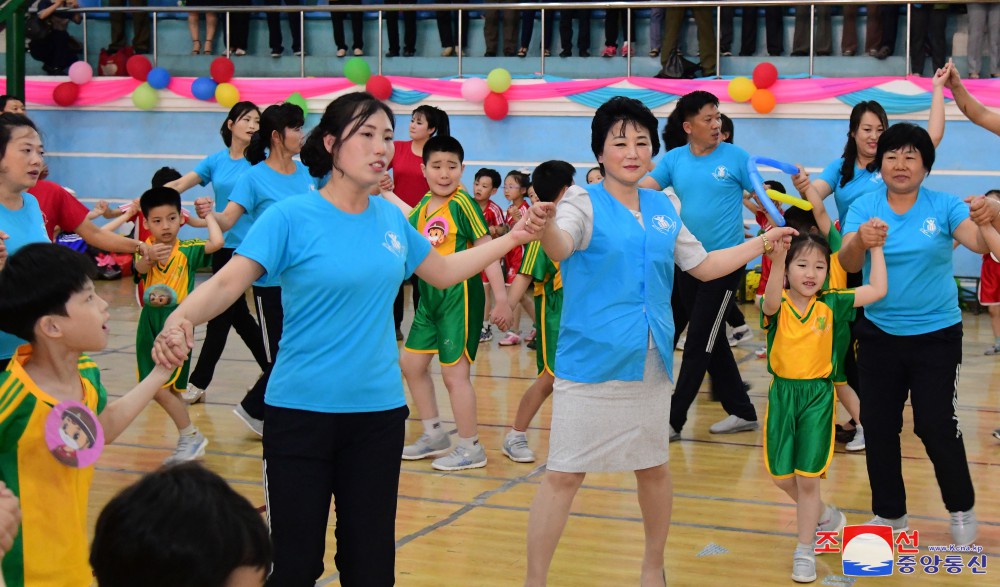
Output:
top-left (709, 414), bottom-right (759, 434)
top-left (791, 551), bottom-right (816, 583)
top-left (164, 431), bottom-right (208, 465)
top-left (727, 324), bottom-right (753, 347)
top-left (845, 425), bottom-right (865, 452)
top-left (817, 504), bottom-right (847, 536)
top-left (180, 383), bottom-right (205, 404)
top-left (501, 431), bottom-right (535, 463)
top-left (401, 433), bottom-right (450, 460)
top-left (233, 405), bottom-right (263, 437)
top-left (865, 514), bottom-right (909, 533)
top-left (675, 337), bottom-right (686, 350)
top-left (669, 426), bottom-right (680, 442)
top-left (950, 509), bottom-right (977, 546)
top-left (432, 443), bottom-right (487, 471)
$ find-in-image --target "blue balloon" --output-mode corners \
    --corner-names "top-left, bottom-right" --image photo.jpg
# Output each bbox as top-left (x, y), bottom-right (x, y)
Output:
top-left (146, 67), bottom-right (171, 90)
top-left (746, 156), bottom-right (800, 228)
top-left (191, 77), bottom-right (218, 101)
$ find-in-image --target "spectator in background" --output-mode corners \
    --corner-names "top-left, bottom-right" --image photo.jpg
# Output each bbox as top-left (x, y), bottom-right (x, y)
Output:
top-left (0, 96), bottom-right (25, 114)
top-left (108, 0), bottom-right (150, 54)
top-left (385, 0), bottom-right (417, 57)
top-left (224, 0), bottom-right (251, 56)
top-left (874, 5), bottom-right (899, 59)
top-left (657, 6), bottom-right (717, 76)
top-left (967, 2), bottom-right (1000, 78)
top-left (601, 7), bottom-right (630, 57)
top-left (264, 0), bottom-right (303, 57)
top-left (330, 0), bottom-right (364, 57)
top-left (842, 4), bottom-right (881, 56)
top-left (186, 0), bottom-right (217, 55)
top-left (518, 2), bottom-right (555, 57)
top-left (791, 4), bottom-right (832, 56)
top-left (436, 0), bottom-right (470, 56)
top-left (484, 0), bottom-right (518, 56)
top-left (720, 4), bottom-right (785, 57)
top-left (28, 0), bottom-right (83, 75)
top-left (909, 3), bottom-right (948, 76)
top-left (559, 2), bottom-right (590, 57)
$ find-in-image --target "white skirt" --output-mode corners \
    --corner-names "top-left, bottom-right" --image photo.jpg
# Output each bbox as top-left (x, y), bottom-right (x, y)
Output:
top-left (547, 349), bottom-right (672, 473)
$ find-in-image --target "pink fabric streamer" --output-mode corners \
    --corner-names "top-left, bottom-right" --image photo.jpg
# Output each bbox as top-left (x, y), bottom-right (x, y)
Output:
top-left (167, 77), bottom-right (356, 104)
top-left (505, 77), bottom-right (624, 99)
top-left (25, 78), bottom-right (141, 106)
top-left (908, 77), bottom-right (1000, 108)
top-left (629, 76), bottom-right (900, 102)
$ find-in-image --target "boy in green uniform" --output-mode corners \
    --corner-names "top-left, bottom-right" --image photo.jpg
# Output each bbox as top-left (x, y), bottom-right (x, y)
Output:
top-left (0, 243), bottom-right (184, 587)
top-left (400, 136), bottom-right (512, 471)
top-left (134, 187), bottom-right (222, 464)
top-left (501, 161), bottom-right (574, 463)
top-left (761, 230), bottom-right (886, 584)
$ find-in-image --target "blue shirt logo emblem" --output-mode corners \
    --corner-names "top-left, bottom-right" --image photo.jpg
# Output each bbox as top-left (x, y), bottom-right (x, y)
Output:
top-left (651, 214), bottom-right (676, 235)
top-left (383, 231), bottom-right (403, 256)
top-left (920, 217), bottom-right (940, 238)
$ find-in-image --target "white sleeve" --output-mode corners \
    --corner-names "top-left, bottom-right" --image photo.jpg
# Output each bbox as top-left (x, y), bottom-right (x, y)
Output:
top-left (674, 221), bottom-right (709, 271)
top-left (555, 185), bottom-right (593, 252)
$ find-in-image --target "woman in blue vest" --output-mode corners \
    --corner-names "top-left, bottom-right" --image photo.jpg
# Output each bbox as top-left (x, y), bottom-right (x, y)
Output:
top-left (524, 97), bottom-right (796, 587)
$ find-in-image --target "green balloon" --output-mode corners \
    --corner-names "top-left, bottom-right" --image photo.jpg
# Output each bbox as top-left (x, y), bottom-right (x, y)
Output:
top-left (287, 92), bottom-right (308, 116)
top-left (487, 68), bottom-right (512, 93)
top-left (131, 82), bottom-right (159, 110)
top-left (343, 57), bottom-right (371, 85)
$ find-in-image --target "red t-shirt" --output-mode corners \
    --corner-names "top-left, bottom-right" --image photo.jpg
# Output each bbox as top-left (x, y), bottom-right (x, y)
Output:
top-left (481, 200), bottom-right (506, 283)
top-left (504, 200), bottom-right (530, 284)
top-left (389, 140), bottom-right (430, 208)
top-left (28, 180), bottom-right (89, 240)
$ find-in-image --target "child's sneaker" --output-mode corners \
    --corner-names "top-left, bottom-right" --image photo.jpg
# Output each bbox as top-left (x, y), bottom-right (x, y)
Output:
top-left (727, 324), bottom-right (753, 346)
top-left (164, 431), bottom-right (208, 465)
top-left (524, 328), bottom-right (536, 343)
top-left (601, 45), bottom-right (617, 58)
top-left (817, 504), bottom-right (847, 536)
top-left (502, 431), bottom-right (535, 463)
top-left (754, 346), bottom-right (767, 359)
top-left (950, 509), bottom-right (977, 546)
top-left (401, 433), bottom-right (451, 460)
top-left (432, 443), bottom-right (488, 471)
top-left (791, 551), bottom-right (816, 583)
top-left (845, 425), bottom-right (865, 452)
top-left (985, 344), bottom-right (1000, 355)
top-left (233, 404), bottom-right (264, 437)
top-left (865, 514), bottom-right (908, 533)
top-left (180, 383), bottom-right (205, 405)
top-left (479, 325), bottom-right (493, 343)
top-left (499, 331), bottom-right (521, 346)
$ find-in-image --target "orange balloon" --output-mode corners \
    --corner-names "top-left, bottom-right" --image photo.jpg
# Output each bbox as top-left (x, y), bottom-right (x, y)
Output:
top-left (751, 88), bottom-right (776, 114)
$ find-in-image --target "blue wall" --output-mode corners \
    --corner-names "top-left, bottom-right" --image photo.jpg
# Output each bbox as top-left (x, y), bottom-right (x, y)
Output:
top-left (31, 108), bottom-right (1000, 275)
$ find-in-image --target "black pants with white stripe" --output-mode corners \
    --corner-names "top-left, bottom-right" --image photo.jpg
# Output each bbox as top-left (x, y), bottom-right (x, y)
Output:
top-left (670, 268), bottom-right (756, 432)
top-left (263, 404), bottom-right (408, 586)
top-left (855, 316), bottom-right (974, 518)
top-left (244, 285), bottom-right (283, 421)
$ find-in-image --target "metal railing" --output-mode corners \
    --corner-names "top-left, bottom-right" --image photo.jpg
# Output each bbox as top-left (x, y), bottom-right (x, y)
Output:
top-left (63, 0), bottom-right (969, 79)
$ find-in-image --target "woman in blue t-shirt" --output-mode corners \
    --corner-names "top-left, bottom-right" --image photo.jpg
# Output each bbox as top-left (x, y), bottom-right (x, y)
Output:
top-left (0, 114), bottom-right (50, 370)
top-left (839, 123), bottom-right (1000, 549)
top-left (153, 92), bottom-right (545, 586)
top-left (165, 102), bottom-right (267, 405)
top-left (193, 102), bottom-right (315, 433)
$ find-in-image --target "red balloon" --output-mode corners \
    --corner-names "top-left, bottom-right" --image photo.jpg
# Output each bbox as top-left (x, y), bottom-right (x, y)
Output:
top-left (53, 82), bottom-right (80, 107)
top-left (210, 57), bottom-right (235, 83)
top-left (752, 62), bottom-right (779, 89)
top-left (366, 75), bottom-right (393, 101)
top-left (483, 92), bottom-right (508, 121)
top-left (126, 55), bottom-right (153, 81)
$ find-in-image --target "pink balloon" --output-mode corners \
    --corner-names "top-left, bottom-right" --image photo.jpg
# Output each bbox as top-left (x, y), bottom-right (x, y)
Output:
top-left (68, 61), bottom-right (93, 85)
top-left (461, 77), bottom-right (491, 102)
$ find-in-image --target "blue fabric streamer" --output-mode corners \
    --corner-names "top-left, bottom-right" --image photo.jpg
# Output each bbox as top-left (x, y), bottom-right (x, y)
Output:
top-left (837, 87), bottom-right (949, 114)
top-left (389, 89), bottom-right (431, 105)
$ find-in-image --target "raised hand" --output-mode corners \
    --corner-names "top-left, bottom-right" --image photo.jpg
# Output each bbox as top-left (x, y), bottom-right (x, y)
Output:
top-left (791, 164), bottom-right (811, 195)
top-left (966, 195), bottom-right (1000, 226)
top-left (194, 197), bottom-right (214, 219)
top-left (858, 217), bottom-right (889, 248)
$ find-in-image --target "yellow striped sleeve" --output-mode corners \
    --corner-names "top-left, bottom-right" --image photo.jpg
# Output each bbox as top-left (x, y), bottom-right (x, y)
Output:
top-left (522, 241), bottom-right (542, 273)
top-left (455, 192), bottom-right (488, 237)
top-left (0, 376), bottom-right (28, 424)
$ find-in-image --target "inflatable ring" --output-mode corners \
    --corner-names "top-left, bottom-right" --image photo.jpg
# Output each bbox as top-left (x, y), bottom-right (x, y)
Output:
top-left (766, 189), bottom-right (813, 211)
top-left (747, 156), bottom-right (801, 227)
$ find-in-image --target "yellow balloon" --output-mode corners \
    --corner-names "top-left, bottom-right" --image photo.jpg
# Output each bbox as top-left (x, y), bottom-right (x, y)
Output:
top-left (728, 76), bottom-right (756, 103)
top-left (766, 189), bottom-right (813, 211)
top-left (215, 82), bottom-right (240, 108)
top-left (487, 68), bottom-right (512, 93)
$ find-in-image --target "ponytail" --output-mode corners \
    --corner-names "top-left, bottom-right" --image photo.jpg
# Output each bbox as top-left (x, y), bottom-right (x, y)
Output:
top-left (244, 102), bottom-right (305, 165)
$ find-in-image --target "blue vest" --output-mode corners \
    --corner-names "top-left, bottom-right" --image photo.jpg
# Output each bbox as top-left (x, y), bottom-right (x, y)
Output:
top-left (556, 185), bottom-right (681, 383)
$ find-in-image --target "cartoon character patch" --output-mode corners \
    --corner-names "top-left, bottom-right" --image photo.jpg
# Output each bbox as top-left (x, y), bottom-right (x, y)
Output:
top-left (45, 401), bottom-right (105, 468)
top-left (424, 217), bottom-right (450, 247)
top-left (143, 283), bottom-right (178, 307)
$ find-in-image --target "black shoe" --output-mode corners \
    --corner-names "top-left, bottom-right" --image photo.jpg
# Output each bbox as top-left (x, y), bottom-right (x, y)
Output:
top-left (386, 49), bottom-right (400, 57)
top-left (484, 51), bottom-right (497, 57)
top-left (579, 49), bottom-right (590, 57)
top-left (790, 51), bottom-right (808, 56)
top-left (559, 48), bottom-right (572, 58)
top-left (875, 46), bottom-right (892, 60)
top-left (403, 49), bottom-right (415, 57)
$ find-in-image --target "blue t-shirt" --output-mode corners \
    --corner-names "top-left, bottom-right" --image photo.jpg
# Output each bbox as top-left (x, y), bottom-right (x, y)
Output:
top-left (648, 142), bottom-right (753, 251)
top-left (229, 161), bottom-right (318, 286)
top-left (0, 194), bottom-right (49, 359)
top-left (843, 186), bottom-right (967, 336)
top-left (193, 149), bottom-right (253, 249)
top-left (236, 194), bottom-right (432, 413)
top-left (817, 158), bottom-right (885, 222)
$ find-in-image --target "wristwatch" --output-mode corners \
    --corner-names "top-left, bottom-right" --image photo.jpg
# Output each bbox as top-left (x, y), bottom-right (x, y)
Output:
top-left (760, 233), bottom-right (774, 255)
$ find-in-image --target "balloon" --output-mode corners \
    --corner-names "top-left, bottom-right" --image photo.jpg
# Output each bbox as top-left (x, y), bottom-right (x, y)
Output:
top-left (727, 76), bottom-right (755, 103)
top-left (461, 77), bottom-right (490, 102)
top-left (343, 57), bottom-right (371, 85)
top-left (52, 82), bottom-right (80, 107)
top-left (486, 68), bottom-right (512, 93)
top-left (751, 88), bottom-right (776, 114)
top-left (483, 92), bottom-right (508, 121)
top-left (209, 57), bottom-right (235, 83)
top-left (67, 61), bottom-right (93, 85)
top-left (191, 77), bottom-right (218, 101)
top-left (126, 55), bottom-right (152, 81)
top-left (286, 92), bottom-right (308, 116)
top-left (146, 67), bottom-right (171, 90)
top-left (366, 75), bottom-right (393, 101)
top-left (215, 82), bottom-right (240, 108)
top-left (746, 156), bottom-right (801, 227)
top-left (766, 189), bottom-right (813, 211)
top-left (131, 82), bottom-right (159, 110)
top-left (752, 62), bottom-right (779, 89)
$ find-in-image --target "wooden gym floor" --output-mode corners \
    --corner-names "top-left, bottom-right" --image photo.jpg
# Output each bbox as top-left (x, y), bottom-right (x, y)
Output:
top-left (88, 277), bottom-right (998, 586)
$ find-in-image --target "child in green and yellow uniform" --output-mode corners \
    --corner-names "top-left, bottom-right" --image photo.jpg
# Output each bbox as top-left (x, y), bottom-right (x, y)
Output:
top-left (761, 229), bottom-right (887, 584)
top-left (400, 136), bottom-right (512, 471)
top-left (133, 187), bottom-right (222, 465)
top-left (0, 243), bottom-right (185, 587)
top-left (501, 161), bottom-right (574, 463)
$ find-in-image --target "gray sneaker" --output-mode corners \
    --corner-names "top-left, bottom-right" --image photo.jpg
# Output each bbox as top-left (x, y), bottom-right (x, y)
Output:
top-left (950, 509), bottom-right (977, 546)
top-left (994, 428), bottom-right (1000, 440)
top-left (181, 383), bottom-right (206, 404)
top-left (164, 431), bottom-right (208, 465)
top-left (845, 425), bottom-right (865, 452)
top-left (985, 345), bottom-right (1000, 356)
top-left (401, 433), bottom-right (450, 460)
top-left (791, 552), bottom-right (816, 583)
top-left (709, 414), bottom-right (759, 434)
top-left (502, 432), bottom-right (535, 463)
top-left (865, 514), bottom-right (909, 532)
top-left (432, 443), bottom-right (487, 471)
top-left (233, 405), bottom-right (263, 437)
top-left (817, 504), bottom-right (847, 535)
top-left (669, 426), bottom-right (680, 442)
